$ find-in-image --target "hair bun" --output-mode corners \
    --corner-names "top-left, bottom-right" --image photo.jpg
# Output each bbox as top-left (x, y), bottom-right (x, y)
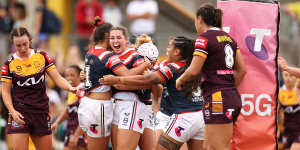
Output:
top-left (94, 16), bottom-right (104, 27)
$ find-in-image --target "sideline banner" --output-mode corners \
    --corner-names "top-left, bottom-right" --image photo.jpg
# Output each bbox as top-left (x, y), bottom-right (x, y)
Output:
top-left (217, 1), bottom-right (279, 150)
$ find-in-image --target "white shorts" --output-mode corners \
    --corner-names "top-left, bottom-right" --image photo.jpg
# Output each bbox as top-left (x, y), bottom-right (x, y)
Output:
top-left (163, 110), bottom-right (205, 143)
top-left (78, 97), bottom-right (113, 138)
top-left (112, 101), bottom-right (146, 134)
top-left (144, 105), bottom-right (155, 130)
top-left (155, 111), bottom-right (171, 131)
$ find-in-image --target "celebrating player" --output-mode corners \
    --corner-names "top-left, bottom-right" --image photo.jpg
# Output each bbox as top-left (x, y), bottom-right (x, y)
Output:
top-left (77, 17), bottom-right (151, 150)
top-left (101, 36), bottom-right (205, 150)
top-left (109, 27), bottom-right (155, 150)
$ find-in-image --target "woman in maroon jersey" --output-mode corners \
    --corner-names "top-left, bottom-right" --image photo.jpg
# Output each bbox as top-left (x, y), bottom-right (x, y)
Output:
top-left (1, 27), bottom-right (77, 150)
top-left (51, 65), bottom-right (87, 150)
top-left (176, 4), bottom-right (247, 150)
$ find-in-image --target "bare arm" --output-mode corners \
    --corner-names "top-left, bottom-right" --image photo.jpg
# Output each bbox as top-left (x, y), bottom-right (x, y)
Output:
top-left (278, 56), bottom-right (300, 77)
top-left (2, 82), bottom-right (14, 113)
top-left (51, 108), bottom-right (68, 131)
top-left (54, 108), bottom-right (68, 125)
top-left (47, 68), bottom-right (75, 92)
top-left (234, 52), bottom-right (247, 86)
top-left (113, 84), bottom-right (152, 90)
top-left (114, 61), bottom-right (151, 76)
top-left (176, 56), bottom-right (205, 90)
top-left (151, 84), bottom-right (163, 103)
top-left (101, 71), bottom-right (164, 86)
top-left (2, 82), bottom-right (25, 124)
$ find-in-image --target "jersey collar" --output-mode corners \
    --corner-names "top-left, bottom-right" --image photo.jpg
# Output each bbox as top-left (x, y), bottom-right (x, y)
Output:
top-left (13, 49), bottom-right (35, 60)
top-left (208, 27), bottom-right (221, 31)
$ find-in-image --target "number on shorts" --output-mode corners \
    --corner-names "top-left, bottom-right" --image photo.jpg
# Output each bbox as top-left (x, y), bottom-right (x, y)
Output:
top-left (224, 44), bottom-right (234, 69)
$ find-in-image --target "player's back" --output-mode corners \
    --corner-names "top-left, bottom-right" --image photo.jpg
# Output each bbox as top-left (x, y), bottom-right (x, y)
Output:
top-left (196, 28), bottom-right (238, 96)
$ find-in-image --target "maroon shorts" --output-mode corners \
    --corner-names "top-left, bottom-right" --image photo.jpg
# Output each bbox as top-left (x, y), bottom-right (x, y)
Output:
top-left (7, 112), bottom-right (51, 136)
top-left (203, 89), bottom-right (242, 124)
top-left (282, 130), bottom-right (300, 149)
top-left (64, 133), bottom-right (87, 147)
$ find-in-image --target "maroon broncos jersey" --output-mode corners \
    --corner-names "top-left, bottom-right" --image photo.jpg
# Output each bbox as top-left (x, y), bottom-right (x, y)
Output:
top-left (194, 28), bottom-right (240, 96)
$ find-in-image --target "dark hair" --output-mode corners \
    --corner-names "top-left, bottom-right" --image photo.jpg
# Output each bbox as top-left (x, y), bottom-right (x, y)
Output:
top-left (91, 16), bottom-right (113, 46)
top-left (172, 36), bottom-right (201, 100)
top-left (10, 27), bottom-right (33, 48)
top-left (196, 3), bottom-right (222, 28)
top-left (111, 26), bottom-right (129, 38)
top-left (172, 36), bottom-right (195, 66)
top-left (68, 65), bottom-right (82, 75)
top-left (13, 2), bottom-right (26, 19)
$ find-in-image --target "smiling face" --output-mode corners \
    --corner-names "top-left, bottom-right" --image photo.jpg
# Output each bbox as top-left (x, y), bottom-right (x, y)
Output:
top-left (109, 30), bottom-right (128, 55)
top-left (13, 35), bottom-right (31, 56)
top-left (65, 67), bottom-right (81, 87)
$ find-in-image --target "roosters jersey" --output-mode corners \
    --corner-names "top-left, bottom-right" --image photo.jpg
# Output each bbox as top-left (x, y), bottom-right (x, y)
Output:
top-left (113, 48), bottom-right (152, 104)
top-left (1, 49), bottom-right (55, 113)
top-left (84, 46), bottom-right (124, 93)
top-left (156, 60), bottom-right (203, 115)
top-left (194, 28), bottom-right (239, 96)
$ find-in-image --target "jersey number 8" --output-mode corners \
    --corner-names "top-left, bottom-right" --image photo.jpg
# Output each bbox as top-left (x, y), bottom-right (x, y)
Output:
top-left (224, 44), bottom-right (234, 69)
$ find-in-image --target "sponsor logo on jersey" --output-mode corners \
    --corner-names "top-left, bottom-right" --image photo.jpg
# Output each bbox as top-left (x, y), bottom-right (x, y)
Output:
top-left (44, 53), bottom-right (52, 63)
top-left (17, 75), bottom-right (45, 87)
top-left (284, 106), bottom-right (300, 114)
top-left (89, 124), bottom-right (98, 134)
top-left (225, 109), bottom-right (235, 120)
top-left (195, 36), bottom-right (208, 49)
top-left (1, 65), bottom-right (8, 75)
top-left (16, 66), bottom-right (22, 72)
top-left (138, 119), bottom-right (144, 129)
top-left (175, 126), bottom-right (184, 137)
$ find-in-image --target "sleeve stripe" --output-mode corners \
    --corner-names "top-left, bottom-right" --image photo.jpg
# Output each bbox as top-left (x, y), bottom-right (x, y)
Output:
top-left (156, 70), bottom-right (167, 82)
top-left (133, 58), bottom-right (144, 68)
top-left (106, 55), bottom-right (122, 69)
top-left (1, 78), bottom-right (12, 83)
top-left (193, 51), bottom-right (207, 59)
top-left (46, 65), bottom-right (56, 72)
top-left (169, 63), bottom-right (180, 70)
top-left (195, 49), bottom-right (208, 55)
top-left (123, 53), bottom-right (139, 65)
top-left (111, 63), bottom-right (125, 72)
top-left (45, 62), bottom-right (54, 69)
top-left (98, 51), bottom-right (111, 61)
top-left (1, 75), bottom-right (12, 79)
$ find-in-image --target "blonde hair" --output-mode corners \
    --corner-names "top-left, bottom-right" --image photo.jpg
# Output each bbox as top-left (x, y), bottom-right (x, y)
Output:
top-left (135, 34), bottom-right (153, 48)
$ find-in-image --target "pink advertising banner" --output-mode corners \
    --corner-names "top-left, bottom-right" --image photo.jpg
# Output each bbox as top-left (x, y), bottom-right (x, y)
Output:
top-left (217, 1), bottom-right (279, 150)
